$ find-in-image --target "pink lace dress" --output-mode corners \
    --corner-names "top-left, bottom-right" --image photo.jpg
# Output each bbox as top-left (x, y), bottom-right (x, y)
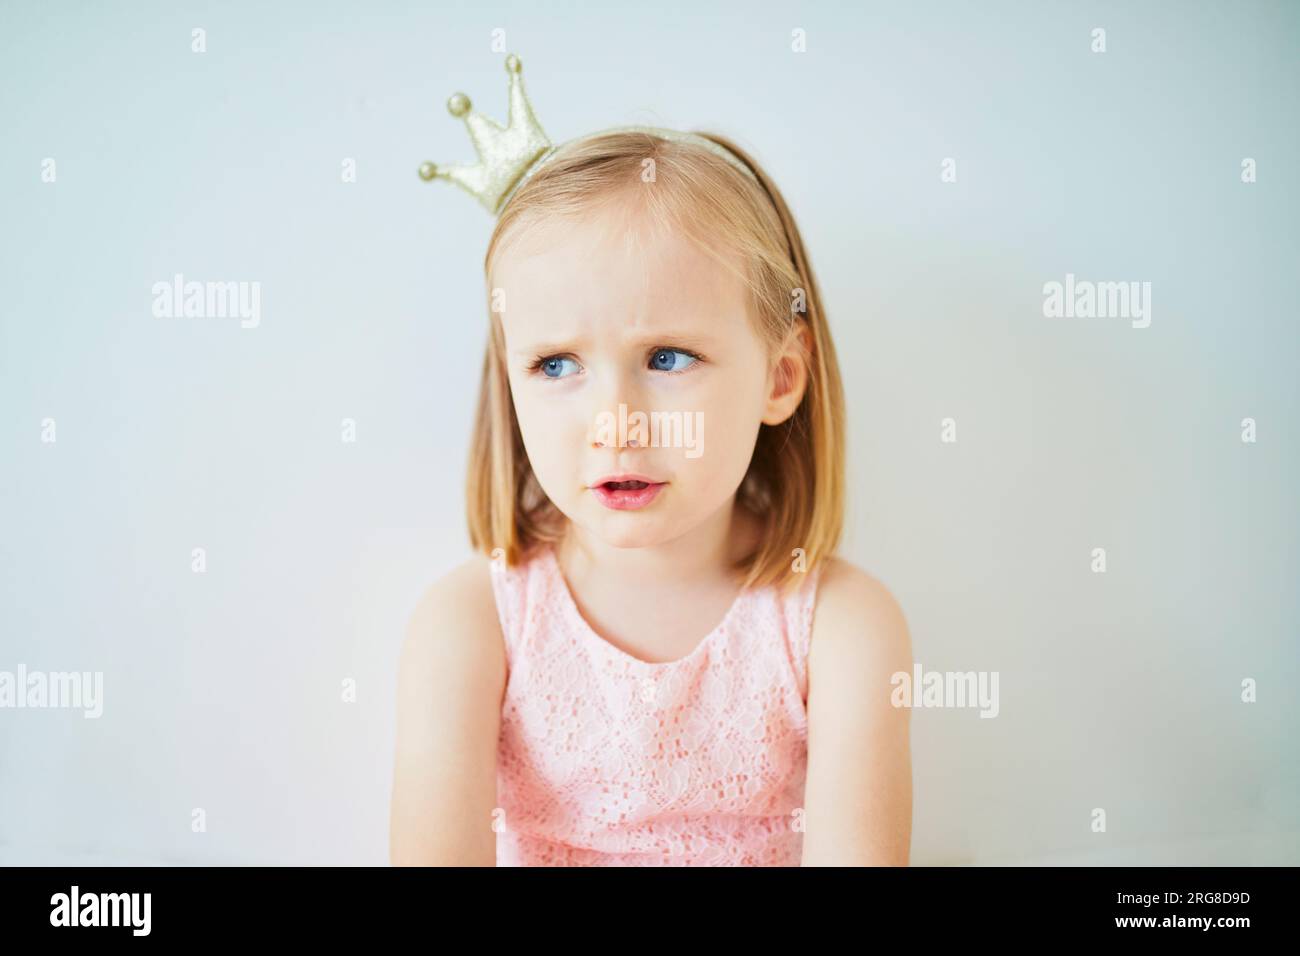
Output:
top-left (489, 544), bottom-right (823, 866)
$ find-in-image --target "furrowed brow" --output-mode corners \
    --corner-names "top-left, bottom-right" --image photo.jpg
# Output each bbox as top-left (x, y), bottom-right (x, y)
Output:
top-left (510, 329), bottom-right (716, 357)
top-left (510, 337), bottom-right (585, 357)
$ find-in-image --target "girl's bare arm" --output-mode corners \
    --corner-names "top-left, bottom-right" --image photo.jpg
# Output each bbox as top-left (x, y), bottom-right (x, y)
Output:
top-left (390, 556), bottom-right (505, 866)
top-left (801, 558), bottom-right (914, 866)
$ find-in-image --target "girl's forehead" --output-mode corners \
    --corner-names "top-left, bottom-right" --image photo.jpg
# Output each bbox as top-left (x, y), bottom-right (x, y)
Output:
top-left (493, 204), bottom-right (747, 322)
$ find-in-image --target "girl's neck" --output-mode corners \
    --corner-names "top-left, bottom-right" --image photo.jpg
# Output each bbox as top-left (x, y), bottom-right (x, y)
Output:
top-left (555, 500), bottom-right (759, 593)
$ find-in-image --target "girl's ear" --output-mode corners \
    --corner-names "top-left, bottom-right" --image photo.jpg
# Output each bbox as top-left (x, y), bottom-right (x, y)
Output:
top-left (762, 320), bottom-right (812, 426)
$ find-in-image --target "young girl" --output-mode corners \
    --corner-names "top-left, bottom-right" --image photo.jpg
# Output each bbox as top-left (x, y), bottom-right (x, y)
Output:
top-left (390, 55), bottom-right (912, 866)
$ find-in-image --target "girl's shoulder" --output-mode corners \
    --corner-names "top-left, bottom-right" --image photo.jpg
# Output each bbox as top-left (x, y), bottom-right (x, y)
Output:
top-left (401, 554), bottom-right (504, 681)
top-left (809, 555), bottom-right (911, 670)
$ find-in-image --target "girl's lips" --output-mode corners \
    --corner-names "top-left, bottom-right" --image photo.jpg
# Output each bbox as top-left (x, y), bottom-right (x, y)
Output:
top-left (591, 480), bottom-right (666, 511)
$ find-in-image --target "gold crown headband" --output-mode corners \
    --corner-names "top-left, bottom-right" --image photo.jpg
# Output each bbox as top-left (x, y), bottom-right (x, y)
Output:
top-left (418, 53), bottom-right (761, 216)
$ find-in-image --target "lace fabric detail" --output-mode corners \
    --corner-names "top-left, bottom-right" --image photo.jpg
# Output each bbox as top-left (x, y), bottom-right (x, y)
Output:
top-left (488, 545), bottom-right (822, 866)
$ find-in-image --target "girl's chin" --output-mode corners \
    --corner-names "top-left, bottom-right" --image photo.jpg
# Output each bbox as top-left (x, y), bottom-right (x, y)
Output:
top-left (578, 513), bottom-right (676, 549)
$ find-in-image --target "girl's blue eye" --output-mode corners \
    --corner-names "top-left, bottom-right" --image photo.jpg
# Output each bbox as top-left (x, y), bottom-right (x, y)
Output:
top-left (539, 356), bottom-right (580, 379)
top-left (650, 349), bottom-right (697, 372)
top-left (534, 350), bottom-right (697, 378)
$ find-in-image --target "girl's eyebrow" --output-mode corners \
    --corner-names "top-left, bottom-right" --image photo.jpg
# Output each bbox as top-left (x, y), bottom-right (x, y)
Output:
top-left (510, 338), bottom-right (582, 358)
top-left (512, 330), bottom-right (716, 357)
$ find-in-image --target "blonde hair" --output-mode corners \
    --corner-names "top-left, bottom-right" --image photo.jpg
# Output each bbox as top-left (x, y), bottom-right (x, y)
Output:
top-left (466, 130), bottom-right (845, 593)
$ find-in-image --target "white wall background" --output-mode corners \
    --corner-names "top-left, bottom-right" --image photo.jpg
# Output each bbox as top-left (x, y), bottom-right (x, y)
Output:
top-left (1, 0), bottom-right (1296, 865)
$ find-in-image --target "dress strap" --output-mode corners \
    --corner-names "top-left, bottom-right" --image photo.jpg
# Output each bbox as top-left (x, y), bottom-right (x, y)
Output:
top-left (787, 559), bottom-right (826, 705)
top-left (487, 548), bottom-right (531, 669)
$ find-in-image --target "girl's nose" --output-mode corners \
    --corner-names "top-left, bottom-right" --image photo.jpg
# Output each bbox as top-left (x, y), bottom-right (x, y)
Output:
top-left (587, 367), bottom-right (648, 449)
top-left (590, 413), bottom-right (641, 448)
top-left (588, 392), bottom-right (645, 449)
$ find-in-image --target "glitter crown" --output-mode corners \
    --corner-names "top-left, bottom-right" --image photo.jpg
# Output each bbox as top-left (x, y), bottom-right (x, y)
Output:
top-left (419, 52), bottom-right (758, 216)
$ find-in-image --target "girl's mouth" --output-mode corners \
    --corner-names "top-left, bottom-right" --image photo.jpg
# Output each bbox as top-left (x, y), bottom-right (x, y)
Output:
top-left (591, 479), bottom-right (665, 511)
